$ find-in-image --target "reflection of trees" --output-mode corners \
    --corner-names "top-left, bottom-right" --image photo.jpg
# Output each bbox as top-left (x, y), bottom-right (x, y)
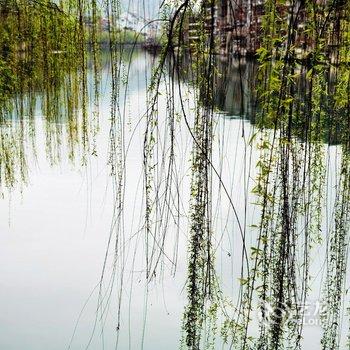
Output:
top-left (0, 52), bottom-right (91, 191)
top-left (212, 58), bottom-right (348, 146)
top-left (0, 3), bottom-right (151, 192)
top-left (0, 2), bottom-right (94, 191)
top-left (214, 57), bottom-right (258, 119)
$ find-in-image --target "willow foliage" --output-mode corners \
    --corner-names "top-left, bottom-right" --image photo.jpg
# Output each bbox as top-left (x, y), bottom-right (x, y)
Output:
top-left (1, 0), bottom-right (350, 349)
top-left (0, 0), bottom-right (101, 191)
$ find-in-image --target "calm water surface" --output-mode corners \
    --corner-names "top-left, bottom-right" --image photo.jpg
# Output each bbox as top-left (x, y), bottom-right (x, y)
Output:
top-left (0, 51), bottom-right (347, 349)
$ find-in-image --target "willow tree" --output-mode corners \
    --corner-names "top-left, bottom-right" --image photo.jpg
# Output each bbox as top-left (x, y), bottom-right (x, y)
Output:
top-left (0, 0), bottom-right (100, 192)
top-left (1, 0), bottom-right (350, 349)
top-left (142, 0), bottom-right (350, 349)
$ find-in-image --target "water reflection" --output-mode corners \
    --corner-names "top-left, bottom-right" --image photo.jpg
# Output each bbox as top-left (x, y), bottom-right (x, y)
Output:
top-left (213, 57), bottom-right (350, 147)
top-left (214, 57), bottom-right (258, 120)
top-left (0, 50), bottom-right (89, 190)
top-left (0, 47), bottom-right (149, 192)
top-left (0, 48), bottom-right (187, 350)
top-left (0, 46), bottom-right (349, 350)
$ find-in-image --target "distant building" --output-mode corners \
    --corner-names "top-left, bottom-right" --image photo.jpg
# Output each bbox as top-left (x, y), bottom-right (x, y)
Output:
top-left (186, 0), bottom-right (347, 58)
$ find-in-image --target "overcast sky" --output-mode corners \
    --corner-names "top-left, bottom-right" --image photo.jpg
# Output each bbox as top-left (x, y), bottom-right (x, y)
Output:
top-left (120, 0), bottom-right (161, 19)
